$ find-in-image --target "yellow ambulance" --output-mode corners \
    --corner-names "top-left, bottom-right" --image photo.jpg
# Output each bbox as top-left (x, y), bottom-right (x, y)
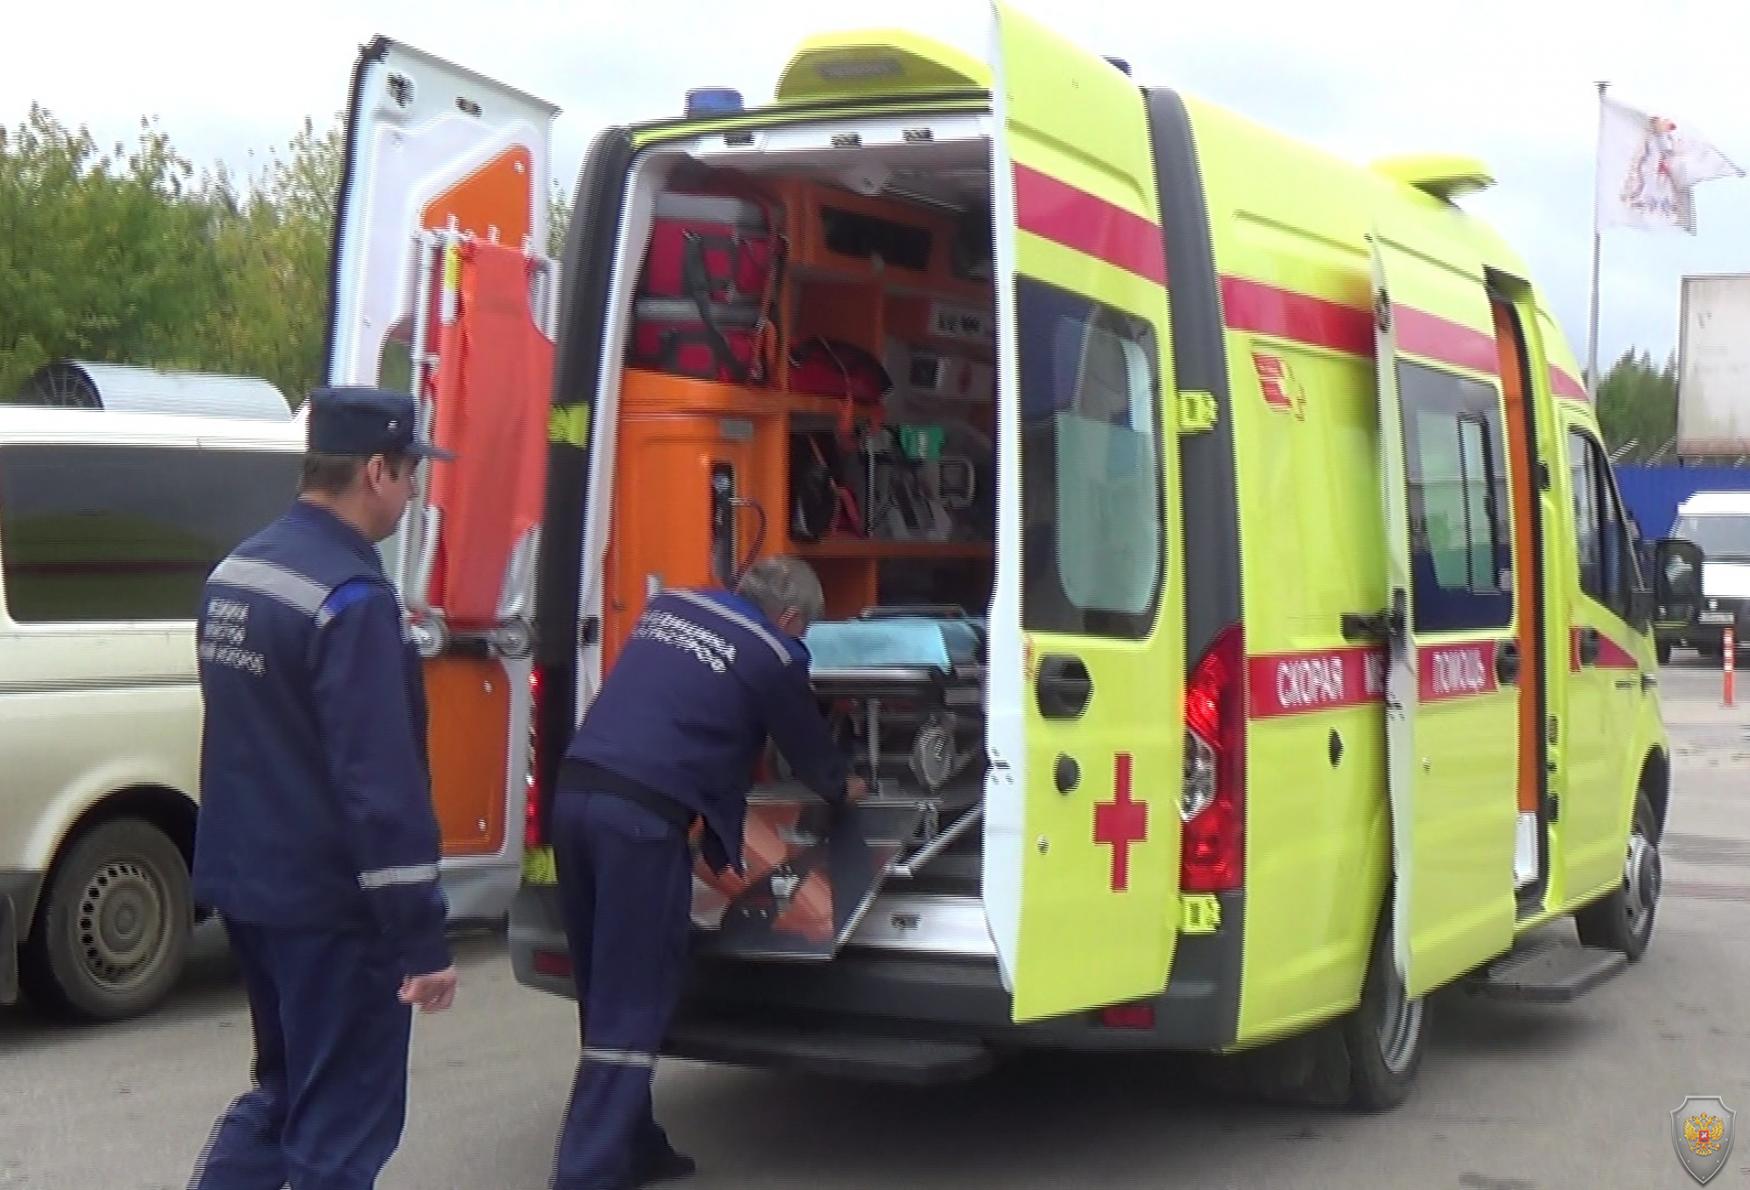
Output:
top-left (324, 6), bottom-right (1692, 1110)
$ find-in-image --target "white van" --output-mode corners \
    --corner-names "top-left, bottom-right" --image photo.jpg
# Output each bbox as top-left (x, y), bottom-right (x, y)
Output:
top-left (0, 399), bottom-right (305, 1020)
top-left (1664, 489), bottom-right (1750, 659)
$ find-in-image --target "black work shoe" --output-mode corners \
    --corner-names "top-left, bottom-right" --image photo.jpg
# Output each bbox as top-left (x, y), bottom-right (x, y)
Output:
top-left (636, 1150), bottom-right (697, 1186)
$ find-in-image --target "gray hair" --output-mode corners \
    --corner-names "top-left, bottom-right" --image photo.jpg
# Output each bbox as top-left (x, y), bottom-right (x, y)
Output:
top-left (736, 555), bottom-right (825, 625)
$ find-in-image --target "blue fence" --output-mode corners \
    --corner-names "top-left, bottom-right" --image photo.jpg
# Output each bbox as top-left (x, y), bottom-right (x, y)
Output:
top-left (1615, 465), bottom-right (1750, 540)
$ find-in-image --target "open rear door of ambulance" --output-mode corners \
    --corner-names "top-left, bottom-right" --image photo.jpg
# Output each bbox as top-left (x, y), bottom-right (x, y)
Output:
top-left (325, 38), bottom-right (559, 916)
top-left (985, 3), bottom-right (1184, 1024)
top-left (1369, 220), bottom-right (1520, 1000)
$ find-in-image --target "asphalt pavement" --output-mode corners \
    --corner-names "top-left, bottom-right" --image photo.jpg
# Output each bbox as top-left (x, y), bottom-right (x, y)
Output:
top-left (4, 656), bottom-right (1750, 1189)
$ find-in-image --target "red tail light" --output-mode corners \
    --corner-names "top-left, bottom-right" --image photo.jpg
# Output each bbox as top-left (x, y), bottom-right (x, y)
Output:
top-left (524, 667), bottom-right (547, 848)
top-left (1099, 1002), bottom-right (1157, 1030)
top-left (1182, 624), bottom-right (1245, 892)
top-left (531, 949), bottom-right (573, 978)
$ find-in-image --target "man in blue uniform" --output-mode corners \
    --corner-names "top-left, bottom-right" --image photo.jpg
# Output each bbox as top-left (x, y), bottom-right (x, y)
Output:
top-left (188, 387), bottom-right (460, 1190)
top-left (549, 555), bottom-right (864, 1190)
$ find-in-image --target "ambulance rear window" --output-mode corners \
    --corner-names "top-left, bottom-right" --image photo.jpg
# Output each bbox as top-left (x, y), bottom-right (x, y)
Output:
top-left (1015, 277), bottom-right (1164, 639)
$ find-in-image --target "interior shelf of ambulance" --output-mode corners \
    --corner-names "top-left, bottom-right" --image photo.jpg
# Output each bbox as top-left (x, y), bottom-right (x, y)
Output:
top-left (605, 118), bottom-right (998, 961)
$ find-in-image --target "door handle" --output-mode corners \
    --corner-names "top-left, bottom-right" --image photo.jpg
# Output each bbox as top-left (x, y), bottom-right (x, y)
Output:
top-left (1035, 654), bottom-right (1094, 720)
top-left (1341, 611), bottom-right (1389, 643)
top-left (1577, 627), bottom-right (1601, 666)
top-left (1495, 640), bottom-right (1521, 686)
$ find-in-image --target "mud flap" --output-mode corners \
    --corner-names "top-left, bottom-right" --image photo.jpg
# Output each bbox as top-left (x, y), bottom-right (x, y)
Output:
top-left (689, 797), bottom-right (929, 961)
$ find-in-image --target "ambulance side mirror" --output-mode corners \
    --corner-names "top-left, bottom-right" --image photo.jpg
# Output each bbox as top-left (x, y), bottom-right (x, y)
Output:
top-left (1652, 538), bottom-right (1704, 626)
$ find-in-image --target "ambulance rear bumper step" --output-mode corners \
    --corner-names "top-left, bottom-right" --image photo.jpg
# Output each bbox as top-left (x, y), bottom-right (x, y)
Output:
top-left (662, 1015), bottom-right (994, 1085)
top-left (1465, 942), bottom-right (1628, 1003)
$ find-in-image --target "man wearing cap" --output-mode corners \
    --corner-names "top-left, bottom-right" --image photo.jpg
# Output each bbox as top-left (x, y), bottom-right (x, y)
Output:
top-left (187, 387), bottom-right (459, 1190)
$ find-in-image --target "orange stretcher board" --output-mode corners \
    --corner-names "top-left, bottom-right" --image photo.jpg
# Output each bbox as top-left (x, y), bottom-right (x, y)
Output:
top-left (402, 228), bottom-right (558, 653)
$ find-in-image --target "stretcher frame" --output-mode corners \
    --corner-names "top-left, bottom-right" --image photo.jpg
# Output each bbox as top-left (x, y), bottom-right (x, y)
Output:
top-left (399, 219), bottom-right (562, 659)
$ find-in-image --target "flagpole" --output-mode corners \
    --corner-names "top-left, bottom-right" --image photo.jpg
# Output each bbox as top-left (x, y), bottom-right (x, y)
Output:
top-left (1586, 79), bottom-right (1608, 399)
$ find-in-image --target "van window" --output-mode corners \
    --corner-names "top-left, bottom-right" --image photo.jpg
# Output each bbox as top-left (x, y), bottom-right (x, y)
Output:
top-left (1015, 277), bottom-right (1163, 639)
top-left (1568, 428), bottom-right (1636, 620)
top-left (1671, 512), bottom-right (1750, 561)
top-left (1398, 362), bottom-right (1512, 633)
top-left (0, 444), bottom-right (300, 624)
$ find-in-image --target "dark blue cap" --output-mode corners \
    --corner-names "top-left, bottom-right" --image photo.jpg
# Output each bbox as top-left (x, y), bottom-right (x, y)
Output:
top-left (306, 387), bottom-right (454, 461)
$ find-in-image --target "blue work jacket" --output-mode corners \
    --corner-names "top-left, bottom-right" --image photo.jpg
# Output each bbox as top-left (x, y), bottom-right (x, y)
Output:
top-left (191, 500), bottom-right (450, 977)
top-left (562, 588), bottom-right (848, 873)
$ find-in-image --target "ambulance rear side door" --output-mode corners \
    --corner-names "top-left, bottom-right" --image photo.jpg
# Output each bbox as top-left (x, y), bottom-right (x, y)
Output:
top-left (1370, 223), bottom-right (1520, 999)
top-left (325, 38), bottom-right (558, 888)
top-left (985, 2), bottom-right (1184, 1023)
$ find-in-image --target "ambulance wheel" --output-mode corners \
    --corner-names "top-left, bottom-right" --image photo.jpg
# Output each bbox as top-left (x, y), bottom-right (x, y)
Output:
top-left (1336, 915), bottom-right (1427, 1112)
top-left (1574, 791), bottom-right (1660, 962)
top-left (21, 818), bottom-right (192, 1023)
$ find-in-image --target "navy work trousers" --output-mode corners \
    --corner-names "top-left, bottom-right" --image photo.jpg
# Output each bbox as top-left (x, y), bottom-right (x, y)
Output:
top-left (189, 920), bottom-right (412, 1190)
top-left (550, 789), bottom-right (695, 1190)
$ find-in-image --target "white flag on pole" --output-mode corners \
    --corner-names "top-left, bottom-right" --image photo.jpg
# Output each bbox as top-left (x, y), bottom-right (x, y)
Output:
top-left (1596, 93), bottom-right (1744, 233)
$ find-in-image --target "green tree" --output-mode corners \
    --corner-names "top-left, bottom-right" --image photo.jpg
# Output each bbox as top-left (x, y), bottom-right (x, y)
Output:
top-left (0, 105), bottom-right (228, 395)
top-left (549, 179), bottom-right (573, 258)
top-left (1594, 347), bottom-right (1679, 462)
top-left (196, 115), bottom-right (343, 403)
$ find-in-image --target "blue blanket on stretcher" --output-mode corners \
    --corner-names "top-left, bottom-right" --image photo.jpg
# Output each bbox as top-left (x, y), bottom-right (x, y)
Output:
top-left (803, 616), bottom-right (983, 672)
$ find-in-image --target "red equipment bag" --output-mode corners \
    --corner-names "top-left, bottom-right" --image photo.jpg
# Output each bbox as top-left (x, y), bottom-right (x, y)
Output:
top-left (641, 191), bottom-right (779, 305)
top-left (628, 297), bottom-right (767, 383)
top-left (787, 337), bottom-right (891, 404)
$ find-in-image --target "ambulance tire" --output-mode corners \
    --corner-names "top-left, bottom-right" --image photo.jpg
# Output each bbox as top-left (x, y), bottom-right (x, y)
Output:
top-left (1574, 791), bottom-right (1659, 962)
top-left (1192, 917), bottom-right (1426, 1112)
top-left (1334, 914), bottom-right (1427, 1112)
top-left (21, 817), bottom-right (193, 1023)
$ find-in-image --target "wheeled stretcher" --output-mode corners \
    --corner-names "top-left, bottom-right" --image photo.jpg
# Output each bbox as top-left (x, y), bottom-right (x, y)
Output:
top-left (688, 609), bottom-right (989, 961)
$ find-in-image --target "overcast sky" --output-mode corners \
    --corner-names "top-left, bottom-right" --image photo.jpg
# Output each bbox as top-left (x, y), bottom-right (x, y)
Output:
top-left (9, 0), bottom-right (1748, 374)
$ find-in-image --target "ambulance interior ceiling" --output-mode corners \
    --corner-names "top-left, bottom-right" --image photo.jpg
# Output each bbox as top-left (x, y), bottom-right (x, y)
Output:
top-left (653, 127), bottom-right (994, 214)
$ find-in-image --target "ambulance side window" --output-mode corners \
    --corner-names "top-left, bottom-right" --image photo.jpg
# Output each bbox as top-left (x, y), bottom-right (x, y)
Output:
top-left (1569, 428), bottom-right (1634, 620)
top-left (1398, 362), bottom-right (1512, 633)
top-left (1015, 276), bottom-right (1163, 639)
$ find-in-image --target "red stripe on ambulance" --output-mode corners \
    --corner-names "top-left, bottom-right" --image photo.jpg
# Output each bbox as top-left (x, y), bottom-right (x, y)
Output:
top-left (1219, 277), bottom-right (1374, 357)
top-left (1249, 642), bottom-right (1506, 718)
top-left (1417, 642), bottom-right (1498, 702)
top-left (1391, 304), bottom-right (1498, 374)
top-left (1221, 276), bottom-right (1523, 381)
top-left (1569, 626), bottom-right (1639, 671)
top-left (1549, 366), bottom-right (1589, 403)
top-left (1247, 646), bottom-right (1384, 718)
top-left (1012, 163), bottom-right (1167, 285)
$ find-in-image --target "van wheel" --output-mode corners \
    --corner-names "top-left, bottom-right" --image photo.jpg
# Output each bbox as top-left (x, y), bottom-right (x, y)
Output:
top-left (21, 818), bottom-right (192, 1022)
top-left (1335, 916), bottom-right (1428, 1111)
top-left (1575, 792), bottom-right (1660, 962)
top-left (1207, 917), bottom-right (1427, 1112)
